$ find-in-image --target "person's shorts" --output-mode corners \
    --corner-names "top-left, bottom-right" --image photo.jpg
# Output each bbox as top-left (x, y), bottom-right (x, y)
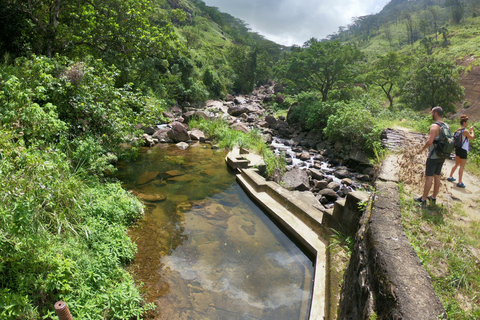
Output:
top-left (425, 158), bottom-right (445, 176)
top-left (455, 147), bottom-right (468, 160)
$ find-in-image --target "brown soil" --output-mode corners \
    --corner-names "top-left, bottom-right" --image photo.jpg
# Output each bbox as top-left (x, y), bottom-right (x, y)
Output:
top-left (454, 56), bottom-right (480, 122)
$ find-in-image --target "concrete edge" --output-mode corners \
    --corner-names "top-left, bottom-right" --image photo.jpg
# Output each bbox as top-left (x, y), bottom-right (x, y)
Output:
top-left (236, 168), bottom-right (329, 320)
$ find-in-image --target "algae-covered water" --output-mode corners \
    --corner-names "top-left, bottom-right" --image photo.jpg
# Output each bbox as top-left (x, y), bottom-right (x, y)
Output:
top-left (116, 143), bottom-right (314, 319)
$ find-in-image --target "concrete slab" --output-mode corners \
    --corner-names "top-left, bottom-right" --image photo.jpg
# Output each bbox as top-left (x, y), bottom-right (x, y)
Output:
top-left (378, 154), bottom-right (399, 182)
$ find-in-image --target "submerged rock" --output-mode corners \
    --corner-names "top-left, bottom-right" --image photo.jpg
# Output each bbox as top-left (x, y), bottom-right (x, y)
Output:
top-left (137, 171), bottom-right (160, 185)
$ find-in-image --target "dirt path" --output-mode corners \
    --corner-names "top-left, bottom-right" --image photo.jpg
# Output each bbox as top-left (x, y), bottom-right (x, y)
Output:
top-left (383, 127), bottom-right (480, 223)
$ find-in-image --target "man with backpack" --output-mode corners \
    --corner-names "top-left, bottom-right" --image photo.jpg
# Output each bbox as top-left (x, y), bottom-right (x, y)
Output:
top-left (415, 106), bottom-right (454, 205)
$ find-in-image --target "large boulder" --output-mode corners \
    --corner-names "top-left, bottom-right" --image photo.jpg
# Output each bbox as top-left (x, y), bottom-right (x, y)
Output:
top-left (228, 105), bottom-right (249, 116)
top-left (281, 167), bottom-right (310, 191)
top-left (152, 128), bottom-right (170, 140)
top-left (167, 122), bottom-right (190, 142)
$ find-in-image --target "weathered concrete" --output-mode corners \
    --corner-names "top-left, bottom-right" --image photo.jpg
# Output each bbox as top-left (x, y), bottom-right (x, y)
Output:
top-left (236, 168), bottom-right (329, 320)
top-left (339, 155), bottom-right (446, 319)
top-left (225, 146), bottom-right (266, 175)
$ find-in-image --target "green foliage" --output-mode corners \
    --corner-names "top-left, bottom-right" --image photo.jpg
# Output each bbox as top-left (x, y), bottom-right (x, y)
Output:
top-left (277, 40), bottom-right (361, 101)
top-left (323, 98), bottom-right (383, 152)
top-left (401, 56), bottom-right (464, 114)
top-left (286, 91), bottom-right (337, 129)
top-left (367, 51), bottom-right (412, 107)
top-left (0, 130), bottom-right (151, 319)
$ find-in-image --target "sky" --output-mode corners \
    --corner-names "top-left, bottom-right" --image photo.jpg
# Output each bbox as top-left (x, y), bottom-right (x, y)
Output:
top-left (202, 0), bottom-right (391, 46)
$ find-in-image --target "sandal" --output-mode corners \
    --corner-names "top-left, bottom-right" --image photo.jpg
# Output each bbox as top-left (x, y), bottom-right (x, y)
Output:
top-left (457, 182), bottom-right (466, 188)
top-left (447, 177), bottom-right (456, 182)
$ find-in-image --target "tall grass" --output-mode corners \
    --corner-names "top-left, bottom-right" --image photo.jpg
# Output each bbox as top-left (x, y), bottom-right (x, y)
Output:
top-left (189, 117), bottom-right (286, 176)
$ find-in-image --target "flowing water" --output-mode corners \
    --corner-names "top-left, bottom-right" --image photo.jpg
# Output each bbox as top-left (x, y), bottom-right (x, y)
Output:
top-left (115, 143), bottom-right (314, 320)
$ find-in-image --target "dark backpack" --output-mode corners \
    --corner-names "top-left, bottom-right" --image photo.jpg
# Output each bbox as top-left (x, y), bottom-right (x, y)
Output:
top-left (453, 128), bottom-right (465, 149)
top-left (433, 121), bottom-right (454, 159)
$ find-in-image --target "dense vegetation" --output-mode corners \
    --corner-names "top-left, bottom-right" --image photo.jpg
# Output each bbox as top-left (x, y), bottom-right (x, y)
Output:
top-left (1, 0), bottom-right (480, 318)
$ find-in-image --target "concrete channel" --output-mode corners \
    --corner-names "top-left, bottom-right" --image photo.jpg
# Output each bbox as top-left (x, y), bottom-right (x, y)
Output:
top-left (226, 147), bottom-right (369, 320)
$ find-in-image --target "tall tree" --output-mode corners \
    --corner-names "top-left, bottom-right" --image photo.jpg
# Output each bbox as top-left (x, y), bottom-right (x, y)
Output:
top-left (368, 52), bottom-right (410, 108)
top-left (401, 56), bottom-right (464, 113)
top-left (280, 39), bottom-right (361, 101)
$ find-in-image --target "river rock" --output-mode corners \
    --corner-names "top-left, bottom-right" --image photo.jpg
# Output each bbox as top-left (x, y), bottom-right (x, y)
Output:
top-left (167, 122), bottom-right (190, 142)
top-left (171, 105), bottom-right (183, 116)
top-left (327, 182), bottom-right (341, 191)
top-left (363, 167), bottom-right (375, 176)
top-left (162, 111), bottom-right (175, 120)
top-left (334, 168), bottom-right (351, 179)
top-left (308, 168), bottom-right (324, 180)
top-left (142, 134), bottom-right (155, 147)
top-left (349, 149), bottom-right (370, 165)
top-left (165, 170), bottom-right (183, 177)
top-left (132, 191), bottom-right (166, 202)
top-left (318, 188), bottom-right (338, 201)
top-left (137, 171), bottom-right (160, 185)
top-left (230, 122), bottom-right (250, 133)
top-left (152, 128), bottom-right (170, 140)
top-left (342, 178), bottom-right (353, 186)
top-left (176, 142), bottom-right (189, 150)
top-left (314, 180), bottom-right (329, 190)
top-left (299, 151), bottom-right (310, 161)
top-left (136, 124), bottom-right (156, 135)
top-left (225, 94), bottom-right (234, 101)
top-left (228, 105), bottom-right (249, 116)
top-left (189, 128), bottom-right (206, 141)
top-left (356, 174), bottom-right (372, 182)
top-left (281, 167), bottom-right (310, 191)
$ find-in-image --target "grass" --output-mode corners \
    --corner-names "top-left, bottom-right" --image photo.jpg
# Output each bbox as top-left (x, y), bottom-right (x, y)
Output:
top-left (188, 117), bottom-right (286, 177)
top-left (399, 188), bottom-right (480, 319)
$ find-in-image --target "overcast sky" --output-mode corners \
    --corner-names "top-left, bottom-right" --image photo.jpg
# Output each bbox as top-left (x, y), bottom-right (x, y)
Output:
top-left (202, 0), bottom-right (391, 46)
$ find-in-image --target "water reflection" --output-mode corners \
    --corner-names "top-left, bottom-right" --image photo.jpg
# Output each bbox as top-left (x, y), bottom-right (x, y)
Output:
top-left (117, 144), bottom-right (314, 319)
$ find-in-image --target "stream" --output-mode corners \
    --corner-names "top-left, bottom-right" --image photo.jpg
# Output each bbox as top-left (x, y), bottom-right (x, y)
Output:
top-left (115, 143), bottom-right (314, 320)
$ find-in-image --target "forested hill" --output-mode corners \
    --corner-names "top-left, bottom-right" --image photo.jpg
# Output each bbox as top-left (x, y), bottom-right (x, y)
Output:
top-left (0, 0), bottom-right (284, 103)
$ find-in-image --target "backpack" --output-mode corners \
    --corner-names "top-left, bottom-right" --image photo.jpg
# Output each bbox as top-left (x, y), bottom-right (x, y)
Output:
top-left (433, 121), bottom-right (454, 159)
top-left (453, 128), bottom-right (465, 149)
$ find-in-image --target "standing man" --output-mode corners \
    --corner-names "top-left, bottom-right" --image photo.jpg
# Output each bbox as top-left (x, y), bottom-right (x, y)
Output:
top-left (415, 106), bottom-right (449, 204)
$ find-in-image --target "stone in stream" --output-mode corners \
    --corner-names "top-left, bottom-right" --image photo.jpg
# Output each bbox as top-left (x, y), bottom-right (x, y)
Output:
top-left (137, 171), bottom-right (160, 185)
top-left (176, 142), bottom-right (189, 150)
top-left (308, 168), bottom-right (324, 181)
top-left (165, 170), bottom-right (183, 177)
top-left (281, 167), bottom-right (310, 191)
top-left (318, 188), bottom-right (338, 201)
top-left (298, 151), bottom-right (310, 161)
top-left (327, 182), bottom-right (341, 191)
top-left (314, 180), bottom-right (329, 190)
top-left (167, 122), bottom-right (190, 142)
top-left (334, 168), bottom-right (351, 179)
top-left (131, 190), bottom-right (166, 202)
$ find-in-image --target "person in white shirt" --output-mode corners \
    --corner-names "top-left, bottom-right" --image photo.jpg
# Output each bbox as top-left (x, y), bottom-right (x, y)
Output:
top-left (447, 114), bottom-right (475, 188)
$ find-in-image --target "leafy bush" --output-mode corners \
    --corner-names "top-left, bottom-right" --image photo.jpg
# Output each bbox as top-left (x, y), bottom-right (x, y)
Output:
top-left (323, 100), bottom-right (382, 153)
top-left (286, 91), bottom-right (337, 129)
top-left (0, 134), bottom-right (151, 319)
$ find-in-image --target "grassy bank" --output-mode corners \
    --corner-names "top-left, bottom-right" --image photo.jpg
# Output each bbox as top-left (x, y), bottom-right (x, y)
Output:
top-left (399, 188), bottom-right (480, 319)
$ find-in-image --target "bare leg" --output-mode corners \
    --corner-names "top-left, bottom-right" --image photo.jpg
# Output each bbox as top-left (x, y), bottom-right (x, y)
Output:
top-left (458, 158), bottom-right (467, 183)
top-left (432, 174), bottom-right (441, 198)
top-left (422, 176), bottom-right (434, 200)
top-left (449, 156), bottom-right (460, 178)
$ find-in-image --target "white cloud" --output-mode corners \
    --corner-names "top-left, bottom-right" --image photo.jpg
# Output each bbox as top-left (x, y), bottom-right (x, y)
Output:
top-left (202, 0), bottom-right (391, 46)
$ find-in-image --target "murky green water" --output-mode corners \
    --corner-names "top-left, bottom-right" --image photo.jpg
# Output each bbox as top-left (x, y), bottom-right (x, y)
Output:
top-left (116, 143), bottom-right (314, 320)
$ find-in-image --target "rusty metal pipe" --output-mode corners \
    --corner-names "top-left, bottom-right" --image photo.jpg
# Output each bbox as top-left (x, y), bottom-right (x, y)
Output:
top-left (54, 301), bottom-right (73, 320)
